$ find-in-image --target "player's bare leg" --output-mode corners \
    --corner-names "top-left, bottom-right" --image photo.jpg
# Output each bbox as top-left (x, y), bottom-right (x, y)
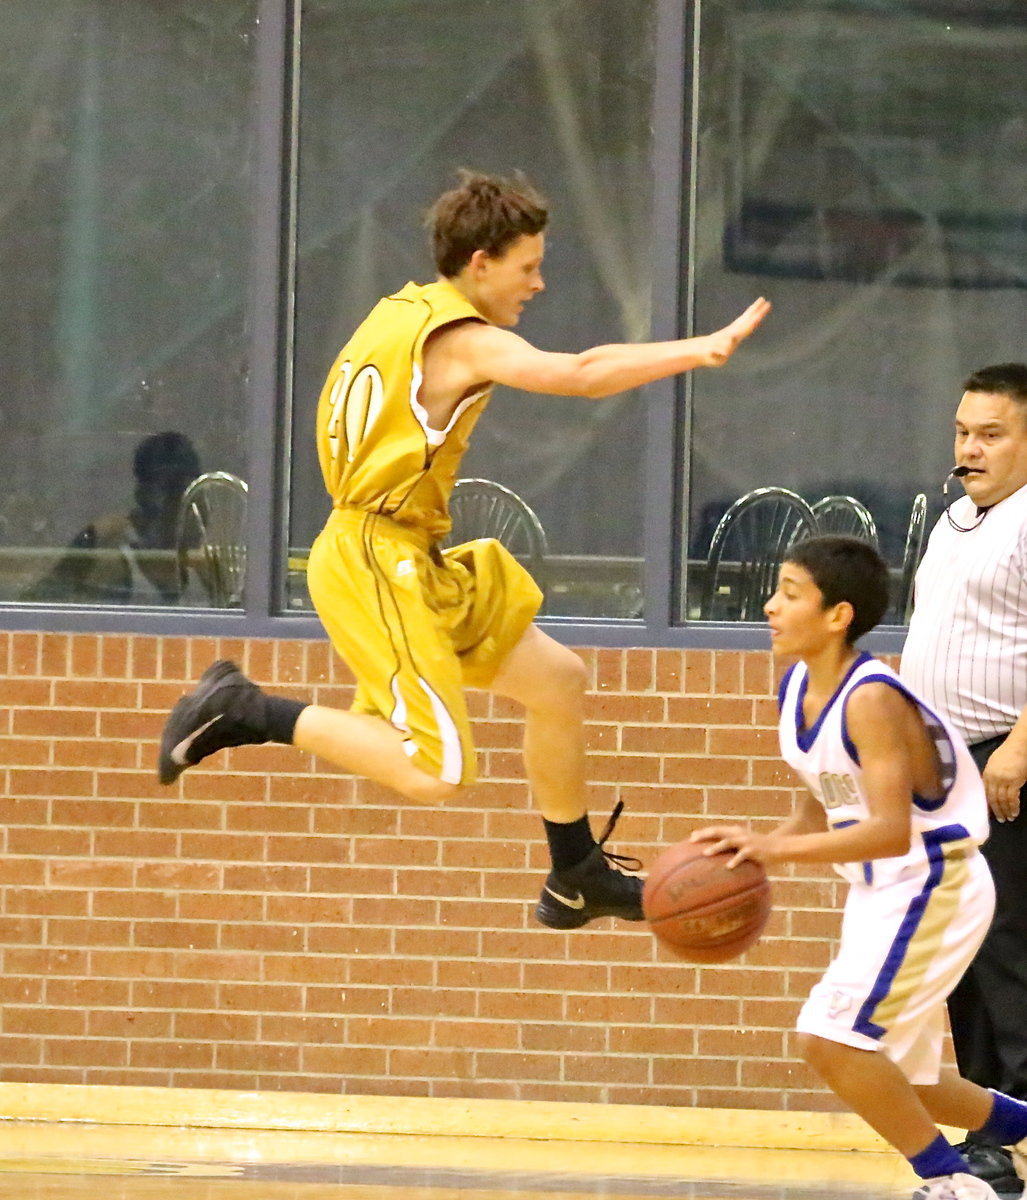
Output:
top-left (796, 1036), bottom-right (998, 1195)
top-left (799, 1034), bottom-right (949, 1157)
top-left (803, 1039), bottom-right (1027, 1159)
top-left (913, 1071), bottom-right (1000, 1134)
top-left (489, 625), bottom-right (643, 928)
top-left (488, 624), bottom-right (588, 823)
top-left (157, 644), bottom-right (643, 928)
top-left (798, 1035), bottom-right (1024, 1200)
top-left (291, 707), bottom-right (457, 804)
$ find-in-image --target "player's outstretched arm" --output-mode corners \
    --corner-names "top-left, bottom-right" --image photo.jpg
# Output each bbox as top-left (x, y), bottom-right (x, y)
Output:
top-left (444, 297), bottom-right (771, 400)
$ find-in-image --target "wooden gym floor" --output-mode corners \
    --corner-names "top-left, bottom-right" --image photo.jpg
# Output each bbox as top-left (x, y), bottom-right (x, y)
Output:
top-left (0, 1086), bottom-right (918, 1200)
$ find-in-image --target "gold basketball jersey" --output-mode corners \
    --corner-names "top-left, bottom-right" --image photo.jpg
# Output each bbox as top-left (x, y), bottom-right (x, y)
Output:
top-left (315, 280), bottom-right (492, 539)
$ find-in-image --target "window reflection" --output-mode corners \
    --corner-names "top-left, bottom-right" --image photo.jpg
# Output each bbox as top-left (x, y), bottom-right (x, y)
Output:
top-left (22, 433), bottom-right (203, 607)
top-left (686, 1), bottom-right (1027, 624)
top-left (287, 0), bottom-right (654, 619)
top-left (2, 2), bottom-right (256, 607)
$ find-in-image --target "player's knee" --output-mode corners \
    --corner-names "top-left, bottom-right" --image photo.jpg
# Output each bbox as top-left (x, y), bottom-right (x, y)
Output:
top-left (796, 1031), bottom-right (837, 1077)
top-left (544, 645), bottom-right (588, 702)
top-left (519, 650), bottom-right (586, 720)
top-left (795, 1031), bottom-right (818, 1066)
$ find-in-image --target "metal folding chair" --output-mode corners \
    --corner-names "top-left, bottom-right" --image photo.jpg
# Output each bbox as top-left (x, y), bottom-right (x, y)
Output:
top-left (699, 487), bottom-right (819, 621)
top-left (445, 478), bottom-right (548, 598)
top-left (175, 471), bottom-right (248, 607)
top-left (811, 494), bottom-right (879, 547)
top-left (897, 492), bottom-right (928, 622)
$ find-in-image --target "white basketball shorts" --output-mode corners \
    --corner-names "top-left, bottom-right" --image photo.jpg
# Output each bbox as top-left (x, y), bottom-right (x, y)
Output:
top-left (796, 841), bottom-right (994, 1084)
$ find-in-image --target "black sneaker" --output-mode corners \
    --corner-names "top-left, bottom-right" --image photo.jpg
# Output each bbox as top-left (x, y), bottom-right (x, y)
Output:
top-left (956, 1140), bottom-right (1022, 1200)
top-left (157, 660), bottom-right (268, 785)
top-left (535, 802), bottom-right (645, 930)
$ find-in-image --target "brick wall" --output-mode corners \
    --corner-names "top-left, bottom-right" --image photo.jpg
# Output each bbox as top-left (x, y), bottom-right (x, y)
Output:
top-left (0, 631), bottom-right (850, 1110)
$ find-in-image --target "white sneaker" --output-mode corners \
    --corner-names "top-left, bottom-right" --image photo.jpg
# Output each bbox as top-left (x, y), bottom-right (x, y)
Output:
top-left (1011, 1140), bottom-right (1027, 1190)
top-left (912, 1173), bottom-right (1003, 1200)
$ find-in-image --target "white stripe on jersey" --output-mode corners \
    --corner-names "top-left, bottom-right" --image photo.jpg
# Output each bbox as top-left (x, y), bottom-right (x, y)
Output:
top-left (900, 482), bottom-right (1027, 744)
top-left (408, 363), bottom-right (487, 449)
top-left (778, 653), bottom-right (989, 888)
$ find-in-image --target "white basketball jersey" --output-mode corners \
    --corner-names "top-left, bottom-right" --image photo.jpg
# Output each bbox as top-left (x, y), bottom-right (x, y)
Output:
top-left (778, 653), bottom-right (989, 888)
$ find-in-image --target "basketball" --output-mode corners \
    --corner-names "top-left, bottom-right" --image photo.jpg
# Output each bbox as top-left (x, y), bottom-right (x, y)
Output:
top-left (643, 839), bottom-right (771, 963)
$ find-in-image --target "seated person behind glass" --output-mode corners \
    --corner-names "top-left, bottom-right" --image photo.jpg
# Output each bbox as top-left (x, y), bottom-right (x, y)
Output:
top-left (24, 432), bottom-right (200, 605)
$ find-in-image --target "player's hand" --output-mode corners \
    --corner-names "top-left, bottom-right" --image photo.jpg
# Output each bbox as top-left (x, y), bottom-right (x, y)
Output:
top-left (981, 740), bottom-right (1027, 822)
top-left (700, 297), bottom-right (771, 367)
top-left (690, 823), bottom-right (777, 868)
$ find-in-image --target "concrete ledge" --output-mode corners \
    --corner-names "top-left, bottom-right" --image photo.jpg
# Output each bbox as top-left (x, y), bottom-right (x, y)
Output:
top-left (0, 1083), bottom-right (895, 1152)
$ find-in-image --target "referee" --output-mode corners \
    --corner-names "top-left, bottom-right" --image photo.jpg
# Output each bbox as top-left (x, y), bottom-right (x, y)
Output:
top-left (901, 363), bottom-right (1027, 1200)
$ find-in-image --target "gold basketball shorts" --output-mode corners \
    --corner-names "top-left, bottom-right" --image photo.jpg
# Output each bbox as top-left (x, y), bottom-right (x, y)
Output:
top-left (305, 508), bottom-right (543, 786)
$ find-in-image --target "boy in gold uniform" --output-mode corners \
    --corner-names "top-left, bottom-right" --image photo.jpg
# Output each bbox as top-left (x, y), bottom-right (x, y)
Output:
top-left (158, 171), bottom-right (770, 929)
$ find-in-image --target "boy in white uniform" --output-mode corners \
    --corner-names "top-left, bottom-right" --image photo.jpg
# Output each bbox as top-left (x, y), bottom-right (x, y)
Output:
top-left (692, 535), bottom-right (1027, 1200)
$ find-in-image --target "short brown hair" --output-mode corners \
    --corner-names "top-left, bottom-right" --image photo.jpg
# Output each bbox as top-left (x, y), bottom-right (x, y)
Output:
top-left (425, 170), bottom-right (548, 277)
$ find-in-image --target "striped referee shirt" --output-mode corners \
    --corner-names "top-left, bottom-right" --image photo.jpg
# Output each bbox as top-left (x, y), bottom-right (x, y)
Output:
top-left (900, 481), bottom-right (1027, 745)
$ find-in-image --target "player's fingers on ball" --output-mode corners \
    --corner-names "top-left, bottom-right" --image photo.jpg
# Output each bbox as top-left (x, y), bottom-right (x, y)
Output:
top-left (708, 837), bottom-right (740, 857)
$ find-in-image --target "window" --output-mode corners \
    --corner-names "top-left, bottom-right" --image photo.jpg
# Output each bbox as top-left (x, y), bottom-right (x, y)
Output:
top-left (685, 0), bottom-right (1027, 625)
top-left (8, 1), bottom-right (1021, 646)
top-left (3, 2), bottom-right (257, 609)
top-left (286, 0), bottom-right (656, 620)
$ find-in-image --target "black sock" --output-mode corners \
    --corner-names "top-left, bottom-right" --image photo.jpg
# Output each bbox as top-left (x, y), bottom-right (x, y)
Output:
top-left (543, 815), bottom-right (595, 871)
top-left (262, 696), bottom-right (307, 744)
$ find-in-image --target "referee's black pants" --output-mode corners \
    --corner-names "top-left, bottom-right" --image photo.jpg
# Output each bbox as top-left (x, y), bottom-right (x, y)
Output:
top-left (946, 733), bottom-right (1027, 1134)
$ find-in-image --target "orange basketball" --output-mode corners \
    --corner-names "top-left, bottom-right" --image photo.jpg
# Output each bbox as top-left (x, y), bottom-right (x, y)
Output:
top-left (642, 839), bottom-right (771, 963)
